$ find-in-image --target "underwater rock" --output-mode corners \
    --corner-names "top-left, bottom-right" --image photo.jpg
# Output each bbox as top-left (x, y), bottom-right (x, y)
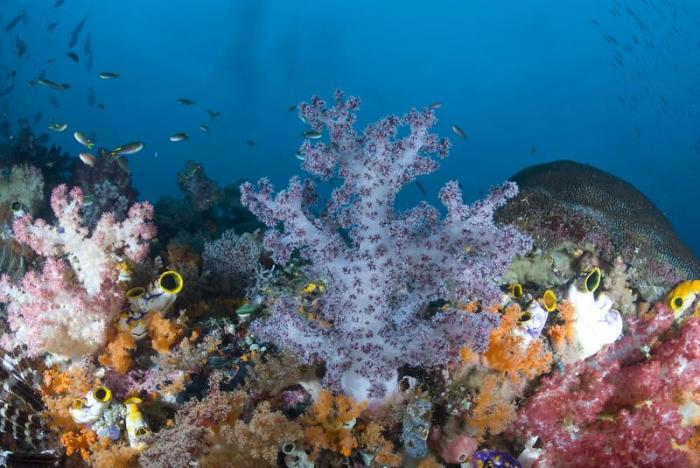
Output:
top-left (497, 160), bottom-right (700, 293)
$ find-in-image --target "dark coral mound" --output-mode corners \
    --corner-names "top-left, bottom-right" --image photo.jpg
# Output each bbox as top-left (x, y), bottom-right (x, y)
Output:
top-left (497, 160), bottom-right (700, 279)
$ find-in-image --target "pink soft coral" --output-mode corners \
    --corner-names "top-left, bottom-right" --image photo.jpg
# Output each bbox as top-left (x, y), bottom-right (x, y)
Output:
top-left (0, 185), bottom-right (156, 357)
top-left (12, 185), bottom-right (155, 295)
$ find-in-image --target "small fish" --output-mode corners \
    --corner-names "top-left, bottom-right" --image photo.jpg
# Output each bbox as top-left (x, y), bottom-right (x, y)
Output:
top-left (99, 71), bottom-right (119, 80)
top-left (169, 132), bottom-right (188, 142)
top-left (88, 87), bottom-right (95, 106)
top-left (530, 145), bottom-right (537, 155)
top-left (177, 98), bottom-right (196, 105)
top-left (47, 95), bottom-right (61, 108)
top-left (46, 21), bottom-right (59, 32)
top-left (301, 129), bottom-right (322, 139)
top-left (589, 19), bottom-right (600, 25)
top-left (85, 53), bottom-right (94, 71)
top-left (97, 103), bottom-right (105, 110)
top-left (5, 11), bottom-right (26, 32)
top-left (206, 109), bottom-right (221, 119)
top-left (415, 180), bottom-right (427, 195)
top-left (246, 140), bottom-right (255, 146)
top-left (74, 131), bottom-right (94, 149)
top-left (45, 58), bottom-right (56, 64)
top-left (294, 151), bottom-right (304, 161)
top-left (79, 152), bottom-right (95, 167)
top-left (68, 14), bottom-right (88, 49)
top-left (429, 102), bottom-right (442, 109)
top-left (83, 33), bottom-right (92, 56)
top-left (15, 36), bottom-right (27, 59)
top-left (111, 141), bottom-right (144, 155)
top-left (54, 0), bottom-right (66, 7)
top-left (198, 124), bottom-right (210, 132)
top-left (35, 78), bottom-right (70, 91)
top-left (451, 125), bottom-right (467, 139)
top-left (287, 104), bottom-right (297, 112)
top-left (49, 122), bottom-right (68, 132)
top-left (33, 112), bottom-right (43, 124)
top-left (67, 51), bottom-right (79, 63)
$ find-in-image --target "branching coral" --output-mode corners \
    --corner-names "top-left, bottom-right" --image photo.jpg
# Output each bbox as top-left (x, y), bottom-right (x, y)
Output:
top-left (0, 185), bottom-right (155, 357)
top-left (241, 91), bottom-right (532, 400)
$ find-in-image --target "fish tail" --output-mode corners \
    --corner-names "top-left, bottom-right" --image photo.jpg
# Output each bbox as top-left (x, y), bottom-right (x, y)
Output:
top-left (87, 143), bottom-right (94, 150)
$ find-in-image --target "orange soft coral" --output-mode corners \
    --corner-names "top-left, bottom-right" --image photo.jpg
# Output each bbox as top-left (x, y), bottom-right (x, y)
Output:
top-left (89, 439), bottom-right (138, 468)
top-left (303, 390), bottom-right (367, 459)
top-left (99, 331), bottom-right (137, 374)
top-left (548, 299), bottom-right (576, 350)
top-left (468, 374), bottom-right (516, 438)
top-left (483, 303), bottom-right (552, 381)
top-left (61, 428), bottom-right (97, 461)
top-left (148, 312), bottom-right (184, 353)
top-left (43, 365), bottom-right (94, 432)
top-left (357, 422), bottom-right (402, 466)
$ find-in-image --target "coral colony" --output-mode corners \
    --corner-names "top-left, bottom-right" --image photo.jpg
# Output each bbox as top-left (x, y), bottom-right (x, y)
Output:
top-left (241, 91), bottom-right (532, 401)
top-left (0, 92), bottom-right (698, 467)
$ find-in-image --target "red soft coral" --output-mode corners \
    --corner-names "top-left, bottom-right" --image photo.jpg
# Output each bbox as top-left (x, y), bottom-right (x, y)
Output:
top-left (511, 304), bottom-right (699, 467)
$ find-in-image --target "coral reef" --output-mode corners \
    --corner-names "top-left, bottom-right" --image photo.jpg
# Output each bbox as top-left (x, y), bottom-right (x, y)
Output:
top-left (1, 92), bottom-right (698, 468)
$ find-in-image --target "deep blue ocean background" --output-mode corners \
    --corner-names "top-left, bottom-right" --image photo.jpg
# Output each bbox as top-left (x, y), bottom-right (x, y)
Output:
top-left (2, 0), bottom-right (699, 253)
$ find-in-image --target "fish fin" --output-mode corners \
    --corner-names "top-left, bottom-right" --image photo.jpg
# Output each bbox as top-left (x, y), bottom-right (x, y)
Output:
top-left (0, 347), bottom-right (45, 412)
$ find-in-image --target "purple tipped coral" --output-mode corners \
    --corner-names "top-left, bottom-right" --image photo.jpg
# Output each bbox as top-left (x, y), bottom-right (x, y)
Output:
top-left (241, 91), bottom-right (532, 400)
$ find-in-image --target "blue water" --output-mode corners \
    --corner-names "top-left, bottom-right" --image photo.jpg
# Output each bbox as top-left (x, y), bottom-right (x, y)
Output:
top-left (2, 0), bottom-right (699, 252)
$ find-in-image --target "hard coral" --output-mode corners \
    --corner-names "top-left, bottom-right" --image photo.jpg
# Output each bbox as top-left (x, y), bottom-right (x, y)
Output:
top-left (241, 91), bottom-right (531, 400)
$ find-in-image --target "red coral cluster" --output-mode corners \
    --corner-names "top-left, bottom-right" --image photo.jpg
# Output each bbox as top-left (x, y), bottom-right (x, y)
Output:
top-left (511, 303), bottom-right (700, 466)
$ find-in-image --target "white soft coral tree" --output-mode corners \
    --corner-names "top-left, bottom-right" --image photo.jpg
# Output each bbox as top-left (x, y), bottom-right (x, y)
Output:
top-left (241, 91), bottom-right (532, 401)
top-left (0, 185), bottom-right (156, 357)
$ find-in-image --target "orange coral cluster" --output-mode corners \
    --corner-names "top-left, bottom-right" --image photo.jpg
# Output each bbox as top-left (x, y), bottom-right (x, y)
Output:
top-left (99, 331), bottom-right (137, 374)
top-left (356, 421), bottom-right (402, 466)
top-left (468, 374), bottom-right (516, 438)
top-left (303, 390), bottom-right (367, 458)
top-left (547, 299), bottom-right (576, 350)
top-left (42, 365), bottom-right (93, 433)
top-left (483, 303), bottom-right (552, 381)
top-left (61, 428), bottom-right (97, 460)
top-left (148, 312), bottom-right (184, 353)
